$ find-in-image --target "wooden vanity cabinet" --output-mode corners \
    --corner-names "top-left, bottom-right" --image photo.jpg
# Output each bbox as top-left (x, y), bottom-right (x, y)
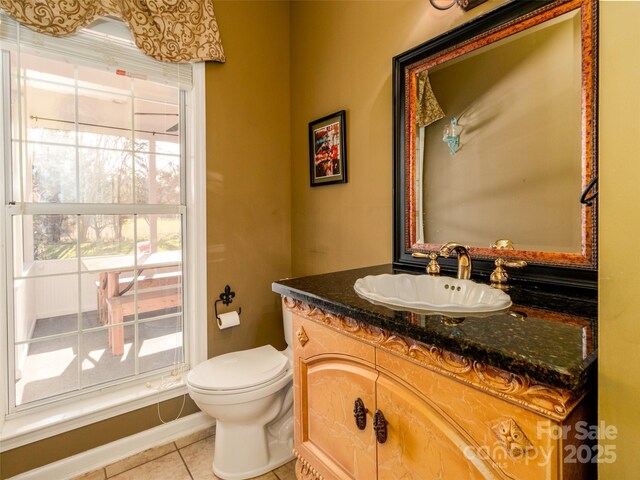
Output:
top-left (290, 308), bottom-right (595, 480)
top-left (294, 314), bottom-right (377, 479)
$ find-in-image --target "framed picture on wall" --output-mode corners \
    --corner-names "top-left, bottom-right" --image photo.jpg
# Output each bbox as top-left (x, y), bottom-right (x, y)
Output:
top-left (308, 110), bottom-right (347, 187)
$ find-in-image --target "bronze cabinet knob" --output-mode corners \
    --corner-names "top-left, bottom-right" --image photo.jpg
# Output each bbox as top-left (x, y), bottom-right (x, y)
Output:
top-left (373, 410), bottom-right (388, 444)
top-left (353, 398), bottom-right (368, 430)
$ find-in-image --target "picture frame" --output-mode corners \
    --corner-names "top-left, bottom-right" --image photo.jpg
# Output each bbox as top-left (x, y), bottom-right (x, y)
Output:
top-left (308, 110), bottom-right (347, 187)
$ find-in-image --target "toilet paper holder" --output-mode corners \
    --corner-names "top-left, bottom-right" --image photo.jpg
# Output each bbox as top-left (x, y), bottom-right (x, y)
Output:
top-left (214, 284), bottom-right (242, 320)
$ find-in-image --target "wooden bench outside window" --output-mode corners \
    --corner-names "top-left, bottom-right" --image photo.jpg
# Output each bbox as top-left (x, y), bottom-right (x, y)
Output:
top-left (106, 284), bottom-right (182, 355)
top-left (84, 252), bottom-right (182, 356)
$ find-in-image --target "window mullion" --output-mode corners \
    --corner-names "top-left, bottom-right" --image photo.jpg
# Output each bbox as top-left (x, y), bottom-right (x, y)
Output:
top-left (2, 51), bottom-right (12, 204)
top-left (179, 210), bottom-right (188, 364)
top-left (74, 66), bottom-right (80, 204)
top-left (74, 66), bottom-right (83, 393)
top-left (179, 89), bottom-right (187, 207)
top-left (15, 30), bottom-right (24, 205)
top-left (4, 210), bottom-right (17, 414)
top-left (76, 214), bottom-right (83, 390)
top-left (16, 51), bottom-right (25, 204)
top-left (130, 83), bottom-right (136, 205)
top-left (133, 214), bottom-right (139, 376)
top-left (7, 203), bottom-right (181, 216)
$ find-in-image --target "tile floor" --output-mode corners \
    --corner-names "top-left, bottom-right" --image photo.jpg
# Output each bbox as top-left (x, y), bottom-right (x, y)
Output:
top-left (71, 426), bottom-right (296, 480)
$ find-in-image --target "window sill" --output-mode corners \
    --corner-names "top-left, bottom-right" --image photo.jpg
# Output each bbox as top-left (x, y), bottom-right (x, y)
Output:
top-left (0, 376), bottom-right (188, 452)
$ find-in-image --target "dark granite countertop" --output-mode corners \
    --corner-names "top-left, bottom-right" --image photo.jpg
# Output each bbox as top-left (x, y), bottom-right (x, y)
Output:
top-left (272, 264), bottom-right (597, 392)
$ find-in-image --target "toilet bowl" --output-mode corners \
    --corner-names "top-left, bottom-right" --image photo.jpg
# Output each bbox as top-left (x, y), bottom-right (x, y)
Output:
top-left (186, 310), bottom-right (295, 480)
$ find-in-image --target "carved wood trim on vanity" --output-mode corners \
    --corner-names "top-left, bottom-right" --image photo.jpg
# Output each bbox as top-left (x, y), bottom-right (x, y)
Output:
top-left (283, 297), bottom-right (583, 422)
top-left (297, 325), bottom-right (309, 346)
top-left (491, 418), bottom-right (534, 458)
top-left (294, 449), bottom-right (324, 480)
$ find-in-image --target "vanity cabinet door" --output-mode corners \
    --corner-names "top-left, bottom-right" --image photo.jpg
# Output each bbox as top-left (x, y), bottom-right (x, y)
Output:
top-left (377, 349), bottom-right (565, 480)
top-left (293, 315), bottom-right (378, 480)
top-left (376, 371), bottom-right (498, 480)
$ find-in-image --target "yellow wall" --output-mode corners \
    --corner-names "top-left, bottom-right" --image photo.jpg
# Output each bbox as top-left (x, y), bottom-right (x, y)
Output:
top-left (0, 2), bottom-right (290, 478)
top-left (289, 0), bottom-right (506, 276)
top-left (205, 0), bottom-right (291, 357)
top-left (598, 1), bottom-right (640, 478)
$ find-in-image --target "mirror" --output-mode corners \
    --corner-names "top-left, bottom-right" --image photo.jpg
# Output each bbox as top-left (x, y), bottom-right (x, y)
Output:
top-left (393, 0), bottom-right (597, 287)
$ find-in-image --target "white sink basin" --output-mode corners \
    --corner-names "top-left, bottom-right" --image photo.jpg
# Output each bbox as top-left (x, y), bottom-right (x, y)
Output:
top-left (353, 273), bottom-right (512, 316)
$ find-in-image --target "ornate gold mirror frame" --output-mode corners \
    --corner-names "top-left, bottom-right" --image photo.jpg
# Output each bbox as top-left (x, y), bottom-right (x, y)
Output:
top-left (393, 0), bottom-right (597, 288)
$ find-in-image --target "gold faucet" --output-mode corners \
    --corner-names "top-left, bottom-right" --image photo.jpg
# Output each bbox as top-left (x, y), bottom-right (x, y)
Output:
top-left (438, 242), bottom-right (472, 280)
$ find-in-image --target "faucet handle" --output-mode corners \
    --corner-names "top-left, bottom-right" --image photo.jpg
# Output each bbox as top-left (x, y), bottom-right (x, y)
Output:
top-left (490, 238), bottom-right (515, 250)
top-left (490, 238), bottom-right (526, 286)
top-left (490, 257), bottom-right (527, 289)
top-left (426, 252), bottom-right (441, 276)
top-left (412, 252), bottom-right (441, 275)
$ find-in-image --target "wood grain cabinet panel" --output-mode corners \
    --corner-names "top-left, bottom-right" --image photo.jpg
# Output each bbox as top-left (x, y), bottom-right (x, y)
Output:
top-left (294, 314), bottom-right (377, 480)
top-left (376, 372), bottom-right (501, 479)
top-left (377, 349), bottom-right (559, 480)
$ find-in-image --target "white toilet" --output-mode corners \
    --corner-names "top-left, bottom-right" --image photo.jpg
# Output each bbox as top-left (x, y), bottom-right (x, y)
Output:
top-left (186, 309), bottom-right (295, 480)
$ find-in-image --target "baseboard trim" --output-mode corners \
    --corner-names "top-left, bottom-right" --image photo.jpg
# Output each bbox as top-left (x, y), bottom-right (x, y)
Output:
top-left (8, 412), bottom-right (215, 480)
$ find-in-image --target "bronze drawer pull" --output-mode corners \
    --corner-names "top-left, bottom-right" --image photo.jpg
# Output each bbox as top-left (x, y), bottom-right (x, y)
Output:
top-left (373, 410), bottom-right (388, 444)
top-left (353, 398), bottom-right (368, 430)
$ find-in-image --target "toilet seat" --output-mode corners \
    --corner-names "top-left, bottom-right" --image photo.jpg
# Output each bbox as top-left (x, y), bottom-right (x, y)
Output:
top-left (187, 345), bottom-right (289, 394)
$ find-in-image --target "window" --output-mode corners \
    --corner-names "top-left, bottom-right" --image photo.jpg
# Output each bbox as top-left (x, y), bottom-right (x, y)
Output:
top-left (0, 15), bottom-right (206, 446)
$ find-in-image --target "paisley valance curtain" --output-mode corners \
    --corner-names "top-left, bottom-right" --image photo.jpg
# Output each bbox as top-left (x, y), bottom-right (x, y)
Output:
top-left (0, 0), bottom-right (225, 63)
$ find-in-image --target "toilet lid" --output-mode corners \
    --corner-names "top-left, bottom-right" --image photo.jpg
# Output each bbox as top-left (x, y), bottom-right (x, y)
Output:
top-left (188, 345), bottom-right (289, 391)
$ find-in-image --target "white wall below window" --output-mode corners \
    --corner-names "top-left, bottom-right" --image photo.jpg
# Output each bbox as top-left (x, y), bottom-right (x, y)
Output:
top-left (28, 259), bottom-right (99, 319)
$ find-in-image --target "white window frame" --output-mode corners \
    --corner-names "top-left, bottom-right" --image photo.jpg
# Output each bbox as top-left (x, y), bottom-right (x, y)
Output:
top-left (0, 29), bottom-right (207, 451)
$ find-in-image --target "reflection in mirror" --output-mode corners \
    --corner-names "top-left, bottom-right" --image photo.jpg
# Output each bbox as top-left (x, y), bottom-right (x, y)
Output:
top-left (418, 10), bottom-right (582, 253)
top-left (394, 0), bottom-right (598, 286)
